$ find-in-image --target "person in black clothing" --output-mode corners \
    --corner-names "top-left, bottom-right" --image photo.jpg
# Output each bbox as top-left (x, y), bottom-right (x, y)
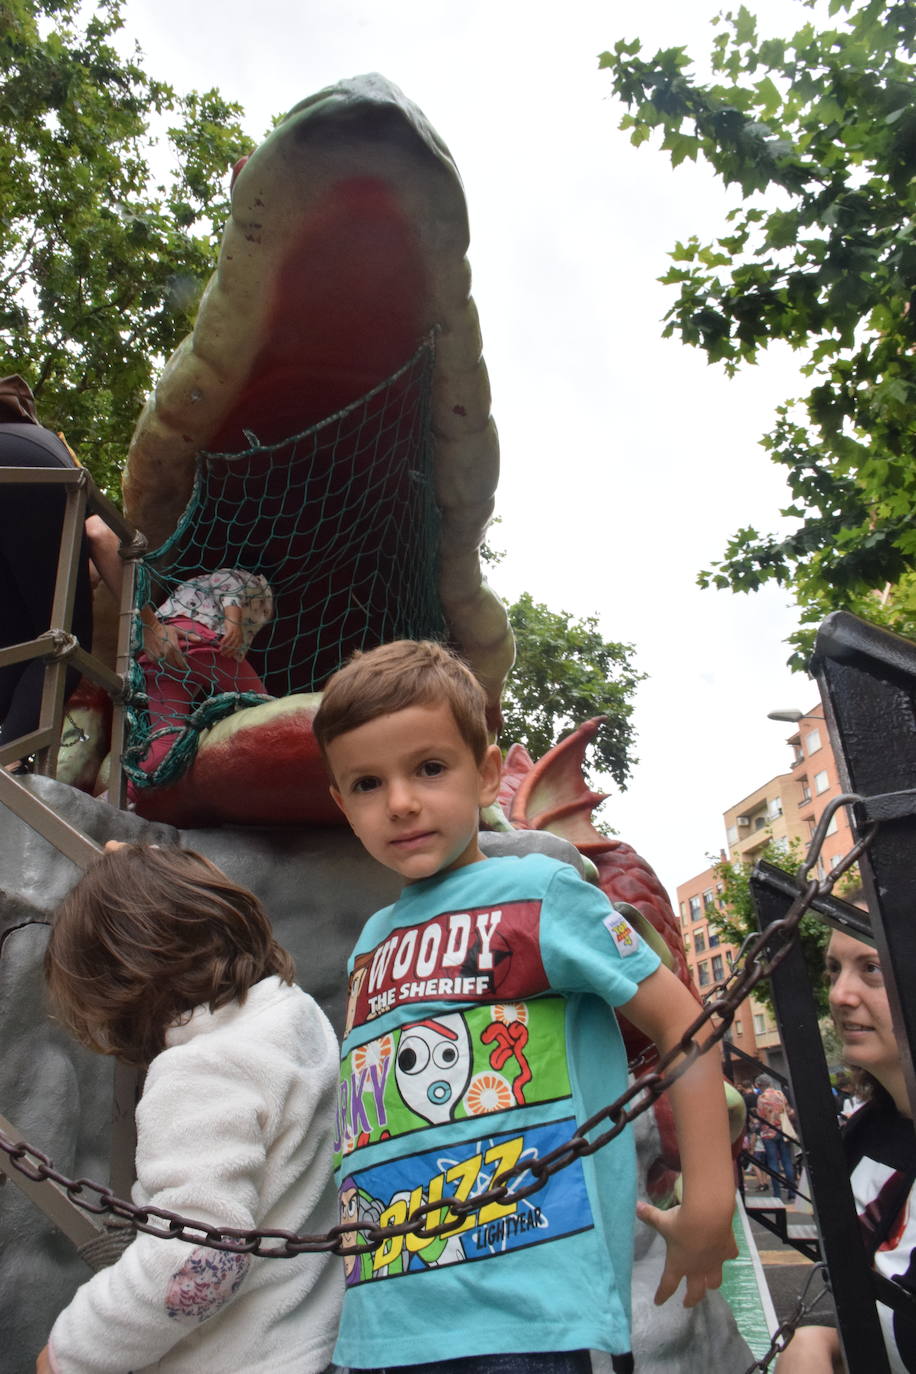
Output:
top-left (0, 375), bottom-right (98, 767)
top-left (776, 920), bottom-right (915, 1372)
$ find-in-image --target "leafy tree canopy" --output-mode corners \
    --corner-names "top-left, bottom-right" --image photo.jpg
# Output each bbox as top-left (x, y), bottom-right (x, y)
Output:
top-left (709, 838), bottom-right (832, 1015)
top-left (499, 590), bottom-right (645, 789)
top-left (601, 0), bottom-right (916, 668)
top-left (0, 0), bottom-right (251, 495)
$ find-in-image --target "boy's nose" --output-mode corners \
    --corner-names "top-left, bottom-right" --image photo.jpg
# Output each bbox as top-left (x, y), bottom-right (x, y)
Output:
top-left (388, 779), bottom-right (419, 817)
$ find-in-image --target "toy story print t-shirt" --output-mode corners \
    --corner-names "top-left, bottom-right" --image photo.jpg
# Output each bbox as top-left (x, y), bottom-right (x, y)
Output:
top-left (333, 852), bottom-right (661, 1368)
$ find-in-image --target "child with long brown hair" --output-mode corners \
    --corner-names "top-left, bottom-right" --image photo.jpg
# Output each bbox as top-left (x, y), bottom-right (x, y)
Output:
top-left (39, 842), bottom-right (342, 1374)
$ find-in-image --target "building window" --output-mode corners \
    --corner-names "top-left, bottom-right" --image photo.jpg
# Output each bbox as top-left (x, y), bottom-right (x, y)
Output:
top-left (703, 889), bottom-right (715, 910)
top-left (754, 815), bottom-right (766, 831)
top-left (772, 836), bottom-right (789, 853)
top-left (814, 769), bottom-right (829, 794)
top-left (768, 797), bottom-right (783, 819)
top-left (711, 954), bottom-right (724, 981)
top-left (726, 825), bottom-right (738, 845)
top-left (801, 782), bottom-right (812, 802)
top-left (679, 901), bottom-right (687, 920)
top-left (689, 895), bottom-right (702, 920)
top-left (694, 930), bottom-right (706, 953)
top-left (708, 929), bottom-right (720, 948)
top-left (825, 813), bottom-right (838, 835)
top-left (753, 1012), bottom-right (767, 1035)
top-left (806, 727), bottom-right (822, 754)
top-left (735, 1020), bottom-right (743, 1035)
top-left (697, 963), bottom-right (710, 987)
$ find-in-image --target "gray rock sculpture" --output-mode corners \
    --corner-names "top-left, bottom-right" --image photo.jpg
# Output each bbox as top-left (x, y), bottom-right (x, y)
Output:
top-left (0, 778), bottom-right (752, 1372)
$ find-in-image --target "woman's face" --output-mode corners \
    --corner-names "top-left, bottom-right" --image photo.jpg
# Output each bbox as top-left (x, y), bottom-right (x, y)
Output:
top-left (826, 930), bottom-right (898, 1084)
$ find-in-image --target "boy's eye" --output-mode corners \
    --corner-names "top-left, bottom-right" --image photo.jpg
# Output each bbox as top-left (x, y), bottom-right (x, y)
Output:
top-left (352, 776), bottom-right (380, 794)
top-left (419, 760), bottom-right (446, 777)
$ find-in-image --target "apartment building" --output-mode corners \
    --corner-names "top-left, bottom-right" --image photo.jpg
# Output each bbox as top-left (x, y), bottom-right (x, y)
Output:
top-left (675, 864), bottom-right (760, 1056)
top-left (675, 702), bottom-right (856, 1075)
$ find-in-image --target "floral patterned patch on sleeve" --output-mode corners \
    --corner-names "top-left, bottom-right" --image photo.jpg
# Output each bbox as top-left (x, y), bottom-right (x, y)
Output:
top-left (165, 1247), bottom-right (251, 1324)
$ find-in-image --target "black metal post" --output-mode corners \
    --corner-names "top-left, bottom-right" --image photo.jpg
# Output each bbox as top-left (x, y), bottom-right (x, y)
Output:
top-left (750, 863), bottom-right (891, 1373)
top-left (813, 611), bottom-right (916, 1123)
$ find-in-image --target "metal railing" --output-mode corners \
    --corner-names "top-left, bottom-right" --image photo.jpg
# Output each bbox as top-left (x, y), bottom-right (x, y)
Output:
top-left (0, 465), bottom-right (146, 865)
top-left (0, 465), bottom-right (147, 1226)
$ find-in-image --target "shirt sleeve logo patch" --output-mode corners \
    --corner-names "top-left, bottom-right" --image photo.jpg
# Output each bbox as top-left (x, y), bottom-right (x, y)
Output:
top-left (602, 912), bottom-right (639, 956)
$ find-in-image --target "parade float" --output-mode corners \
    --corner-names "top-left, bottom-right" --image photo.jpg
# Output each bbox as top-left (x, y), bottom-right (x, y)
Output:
top-left (0, 76), bottom-right (762, 1371)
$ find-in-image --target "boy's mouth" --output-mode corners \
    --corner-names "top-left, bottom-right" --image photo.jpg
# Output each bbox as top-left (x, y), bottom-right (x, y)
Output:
top-left (391, 830), bottom-right (436, 849)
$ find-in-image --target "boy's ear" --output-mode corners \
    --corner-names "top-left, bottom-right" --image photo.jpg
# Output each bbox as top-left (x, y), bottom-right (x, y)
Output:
top-left (329, 785), bottom-right (348, 818)
top-left (478, 743), bottom-right (502, 807)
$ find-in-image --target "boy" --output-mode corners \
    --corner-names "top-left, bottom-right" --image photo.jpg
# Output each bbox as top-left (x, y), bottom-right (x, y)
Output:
top-left (314, 641), bottom-right (736, 1374)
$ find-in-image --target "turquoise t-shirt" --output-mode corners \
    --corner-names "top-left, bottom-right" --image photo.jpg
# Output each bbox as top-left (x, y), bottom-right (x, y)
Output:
top-left (333, 852), bottom-right (661, 1368)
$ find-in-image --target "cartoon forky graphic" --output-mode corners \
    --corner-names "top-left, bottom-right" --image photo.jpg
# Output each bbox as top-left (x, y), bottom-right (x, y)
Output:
top-left (481, 1013), bottom-right (532, 1106)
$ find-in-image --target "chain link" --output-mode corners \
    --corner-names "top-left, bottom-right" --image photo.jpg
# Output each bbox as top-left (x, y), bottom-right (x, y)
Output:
top-left (742, 1263), bottom-right (833, 1373)
top-left (0, 800), bottom-right (874, 1264)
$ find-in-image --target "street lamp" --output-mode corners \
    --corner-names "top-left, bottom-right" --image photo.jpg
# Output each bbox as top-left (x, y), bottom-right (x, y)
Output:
top-left (767, 709), bottom-right (825, 722)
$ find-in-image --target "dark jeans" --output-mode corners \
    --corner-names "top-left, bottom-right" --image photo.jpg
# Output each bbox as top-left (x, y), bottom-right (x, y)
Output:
top-left (357, 1353), bottom-right (595, 1374)
top-left (763, 1133), bottom-right (797, 1201)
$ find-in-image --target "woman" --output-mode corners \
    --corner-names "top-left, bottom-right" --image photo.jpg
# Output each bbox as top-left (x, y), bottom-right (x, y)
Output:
top-left (777, 921), bottom-right (915, 1373)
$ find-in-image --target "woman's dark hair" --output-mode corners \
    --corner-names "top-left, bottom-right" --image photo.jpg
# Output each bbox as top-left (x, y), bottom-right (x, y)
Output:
top-left (45, 844), bottom-right (294, 1065)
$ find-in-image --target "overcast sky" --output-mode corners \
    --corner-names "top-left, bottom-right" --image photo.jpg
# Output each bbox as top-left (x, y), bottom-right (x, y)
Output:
top-left (122, 0), bottom-right (821, 900)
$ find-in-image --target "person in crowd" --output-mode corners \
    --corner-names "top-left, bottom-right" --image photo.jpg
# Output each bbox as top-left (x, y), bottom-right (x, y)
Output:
top-left (755, 1073), bottom-right (797, 1202)
top-left (740, 1079), bottom-right (769, 1190)
top-left (776, 914), bottom-right (915, 1373)
top-left (37, 841), bottom-right (342, 1374)
top-left (312, 638), bottom-right (737, 1374)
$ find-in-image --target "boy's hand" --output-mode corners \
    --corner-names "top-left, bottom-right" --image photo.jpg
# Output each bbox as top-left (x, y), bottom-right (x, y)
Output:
top-left (36, 1345), bottom-right (52, 1374)
top-left (636, 1198), bottom-right (737, 1307)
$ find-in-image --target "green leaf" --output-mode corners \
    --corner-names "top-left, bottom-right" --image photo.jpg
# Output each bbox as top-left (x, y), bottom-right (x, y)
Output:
top-left (600, 0), bottom-right (916, 665)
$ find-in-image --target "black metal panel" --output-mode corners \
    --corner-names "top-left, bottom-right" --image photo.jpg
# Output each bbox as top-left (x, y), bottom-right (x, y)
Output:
top-left (813, 611), bottom-right (916, 1122)
top-left (751, 862), bottom-right (890, 1373)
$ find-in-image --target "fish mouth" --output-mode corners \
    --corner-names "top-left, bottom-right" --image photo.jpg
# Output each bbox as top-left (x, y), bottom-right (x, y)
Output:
top-left (122, 73), bottom-right (513, 721)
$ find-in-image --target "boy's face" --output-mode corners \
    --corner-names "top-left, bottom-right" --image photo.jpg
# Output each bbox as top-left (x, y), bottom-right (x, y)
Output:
top-left (327, 701), bottom-right (502, 882)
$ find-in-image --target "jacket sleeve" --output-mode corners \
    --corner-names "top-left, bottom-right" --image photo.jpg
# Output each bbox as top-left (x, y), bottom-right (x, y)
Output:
top-left (48, 1042), bottom-right (268, 1373)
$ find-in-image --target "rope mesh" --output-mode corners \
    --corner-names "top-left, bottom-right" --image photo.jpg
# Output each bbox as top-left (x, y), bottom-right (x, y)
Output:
top-left (124, 336), bottom-right (444, 789)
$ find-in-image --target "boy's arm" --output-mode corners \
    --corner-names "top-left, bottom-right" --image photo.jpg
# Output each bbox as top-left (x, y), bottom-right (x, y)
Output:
top-left (619, 963), bottom-right (738, 1307)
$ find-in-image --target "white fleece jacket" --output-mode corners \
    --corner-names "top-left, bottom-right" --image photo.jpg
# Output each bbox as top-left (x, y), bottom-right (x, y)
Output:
top-left (48, 977), bottom-right (343, 1373)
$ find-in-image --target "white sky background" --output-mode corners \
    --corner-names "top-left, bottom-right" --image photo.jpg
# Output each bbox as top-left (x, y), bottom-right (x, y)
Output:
top-left (122, 0), bottom-right (823, 900)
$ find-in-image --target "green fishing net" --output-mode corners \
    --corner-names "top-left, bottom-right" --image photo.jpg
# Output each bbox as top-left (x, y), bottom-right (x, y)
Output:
top-left (124, 336), bottom-right (444, 788)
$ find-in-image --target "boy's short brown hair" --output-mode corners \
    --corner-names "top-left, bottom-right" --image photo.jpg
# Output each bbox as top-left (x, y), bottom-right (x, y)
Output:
top-left (314, 640), bottom-right (489, 768)
top-left (45, 844), bottom-right (294, 1066)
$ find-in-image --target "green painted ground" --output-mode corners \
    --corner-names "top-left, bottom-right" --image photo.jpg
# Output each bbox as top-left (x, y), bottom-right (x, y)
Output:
top-left (721, 1197), bottom-right (777, 1360)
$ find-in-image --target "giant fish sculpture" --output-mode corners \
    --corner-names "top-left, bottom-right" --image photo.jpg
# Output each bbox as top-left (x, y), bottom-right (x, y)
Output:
top-left (112, 73), bottom-right (512, 826)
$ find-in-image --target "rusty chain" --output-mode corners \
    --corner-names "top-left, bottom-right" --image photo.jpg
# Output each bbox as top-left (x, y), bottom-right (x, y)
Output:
top-left (0, 793), bottom-right (873, 1263)
top-left (742, 1262), bottom-right (833, 1373)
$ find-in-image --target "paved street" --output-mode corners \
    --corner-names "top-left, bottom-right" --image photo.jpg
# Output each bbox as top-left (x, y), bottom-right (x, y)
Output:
top-left (750, 1204), bottom-right (833, 1329)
